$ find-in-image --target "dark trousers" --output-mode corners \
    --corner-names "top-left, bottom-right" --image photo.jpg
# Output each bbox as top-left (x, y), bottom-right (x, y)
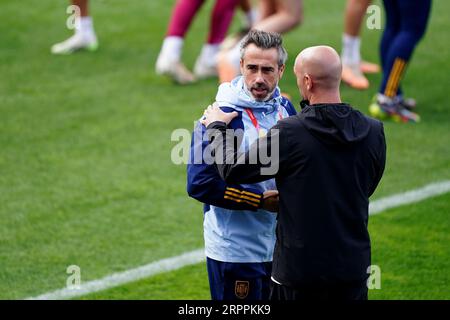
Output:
top-left (379, 0), bottom-right (432, 97)
top-left (207, 257), bottom-right (272, 300)
top-left (269, 279), bottom-right (368, 301)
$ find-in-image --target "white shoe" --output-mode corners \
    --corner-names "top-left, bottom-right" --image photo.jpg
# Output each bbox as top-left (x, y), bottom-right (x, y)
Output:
top-left (193, 58), bottom-right (218, 79)
top-left (51, 33), bottom-right (98, 55)
top-left (155, 55), bottom-right (195, 85)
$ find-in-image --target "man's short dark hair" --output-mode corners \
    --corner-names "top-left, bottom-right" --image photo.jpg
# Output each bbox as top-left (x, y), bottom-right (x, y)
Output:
top-left (240, 29), bottom-right (288, 67)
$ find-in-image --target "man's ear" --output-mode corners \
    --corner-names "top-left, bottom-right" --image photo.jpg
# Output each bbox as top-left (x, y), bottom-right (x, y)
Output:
top-left (305, 74), bottom-right (312, 91)
top-left (278, 64), bottom-right (285, 79)
top-left (240, 59), bottom-right (245, 75)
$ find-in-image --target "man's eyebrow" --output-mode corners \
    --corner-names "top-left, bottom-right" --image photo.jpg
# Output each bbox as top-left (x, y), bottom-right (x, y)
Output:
top-left (246, 64), bottom-right (275, 71)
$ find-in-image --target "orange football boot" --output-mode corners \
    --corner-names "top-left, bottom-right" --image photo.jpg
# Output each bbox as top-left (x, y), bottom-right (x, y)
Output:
top-left (342, 64), bottom-right (370, 90)
top-left (360, 60), bottom-right (380, 74)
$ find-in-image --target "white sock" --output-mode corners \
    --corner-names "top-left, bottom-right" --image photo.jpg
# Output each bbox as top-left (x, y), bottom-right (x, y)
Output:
top-left (341, 34), bottom-right (361, 66)
top-left (198, 43), bottom-right (220, 67)
top-left (159, 36), bottom-right (184, 63)
top-left (243, 9), bottom-right (259, 29)
top-left (76, 16), bottom-right (96, 41)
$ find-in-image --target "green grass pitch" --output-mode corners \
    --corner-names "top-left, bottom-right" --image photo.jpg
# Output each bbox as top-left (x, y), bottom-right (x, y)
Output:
top-left (0, 0), bottom-right (449, 299)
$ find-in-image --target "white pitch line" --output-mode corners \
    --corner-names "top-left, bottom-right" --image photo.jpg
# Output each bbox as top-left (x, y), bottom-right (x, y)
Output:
top-left (26, 249), bottom-right (205, 300)
top-left (26, 180), bottom-right (450, 300)
top-left (369, 180), bottom-right (450, 215)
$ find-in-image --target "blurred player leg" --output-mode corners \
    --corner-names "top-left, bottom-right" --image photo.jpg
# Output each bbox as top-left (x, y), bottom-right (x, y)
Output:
top-left (156, 0), bottom-right (205, 84)
top-left (240, 0), bottom-right (257, 29)
top-left (220, 0), bottom-right (257, 52)
top-left (344, 0), bottom-right (380, 75)
top-left (341, 0), bottom-right (378, 90)
top-left (253, 0), bottom-right (303, 33)
top-left (369, 0), bottom-right (432, 123)
top-left (51, 0), bottom-right (98, 55)
top-left (218, 0), bottom-right (303, 83)
top-left (194, 0), bottom-right (241, 79)
top-left (377, 0), bottom-right (415, 111)
top-left (217, 0), bottom-right (257, 82)
top-left (258, 0), bottom-right (277, 21)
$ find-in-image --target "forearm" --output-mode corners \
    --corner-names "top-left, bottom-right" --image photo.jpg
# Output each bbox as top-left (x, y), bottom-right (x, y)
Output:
top-left (206, 121), bottom-right (275, 184)
top-left (187, 121), bottom-right (264, 211)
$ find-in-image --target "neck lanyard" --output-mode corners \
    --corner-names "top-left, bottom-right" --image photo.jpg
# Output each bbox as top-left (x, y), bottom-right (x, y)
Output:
top-left (245, 108), bottom-right (260, 133)
top-left (244, 108), bottom-right (284, 134)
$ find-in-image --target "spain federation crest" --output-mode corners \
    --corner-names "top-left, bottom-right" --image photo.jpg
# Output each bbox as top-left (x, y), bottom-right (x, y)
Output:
top-left (235, 280), bottom-right (250, 299)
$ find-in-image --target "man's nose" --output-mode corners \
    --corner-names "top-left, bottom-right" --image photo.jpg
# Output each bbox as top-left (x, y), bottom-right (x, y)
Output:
top-left (255, 72), bottom-right (265, 83)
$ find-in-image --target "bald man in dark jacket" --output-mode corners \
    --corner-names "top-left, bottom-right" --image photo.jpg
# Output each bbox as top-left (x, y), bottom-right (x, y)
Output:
top-left (201, 46), bottom-right (386, 300)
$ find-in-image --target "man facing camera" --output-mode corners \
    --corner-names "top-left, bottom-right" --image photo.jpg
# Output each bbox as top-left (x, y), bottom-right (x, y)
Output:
top-left (187, 30), bottom-right (296, 300)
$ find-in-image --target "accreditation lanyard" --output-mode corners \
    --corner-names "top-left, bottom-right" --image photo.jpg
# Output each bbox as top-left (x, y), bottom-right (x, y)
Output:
top-left (244, 108), bottom-right (284, 137)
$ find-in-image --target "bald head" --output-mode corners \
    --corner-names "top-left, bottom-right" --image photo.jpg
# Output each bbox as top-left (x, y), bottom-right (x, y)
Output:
top-left (294, 46), bottom-right (342, 93)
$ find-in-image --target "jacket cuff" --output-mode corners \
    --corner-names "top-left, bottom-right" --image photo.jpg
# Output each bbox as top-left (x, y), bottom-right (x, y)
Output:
top-left (223, 187), bottom-right (263, 209)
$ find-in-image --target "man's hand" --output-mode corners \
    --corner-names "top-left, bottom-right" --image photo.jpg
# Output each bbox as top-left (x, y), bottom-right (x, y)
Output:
top-left (200, 102), bottom-right (238, 127)
top-left (261, 190), bottom-right (279, 213)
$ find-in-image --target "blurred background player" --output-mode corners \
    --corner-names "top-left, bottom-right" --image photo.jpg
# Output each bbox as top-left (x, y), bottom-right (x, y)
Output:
top-left (51, 0), bottom-right (98, 54)
top-left (218, 0), bottom-right (303, 83)
top-left (155, 0), bottom-right (253, 84)
top-left (369, 0), bottom-right (432, 123)
top-left (341, 0), bottom-right (380, 90)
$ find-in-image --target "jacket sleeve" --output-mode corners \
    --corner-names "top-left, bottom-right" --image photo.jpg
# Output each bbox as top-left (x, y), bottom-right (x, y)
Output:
top-left (187, 120), bottom-right (263, 211)
top-left (368, 121), bottom-right (387, 197)
top-left (281, 97), bottom-right (297, 116)
top-left (207, 120), bottom-right (289, 185)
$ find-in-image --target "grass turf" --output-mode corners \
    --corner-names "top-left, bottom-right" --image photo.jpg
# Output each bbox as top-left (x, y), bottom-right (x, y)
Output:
top-left (0, 0), bottom-right (449, 299)
top-left (81, 193), bottom-right (450, 300)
